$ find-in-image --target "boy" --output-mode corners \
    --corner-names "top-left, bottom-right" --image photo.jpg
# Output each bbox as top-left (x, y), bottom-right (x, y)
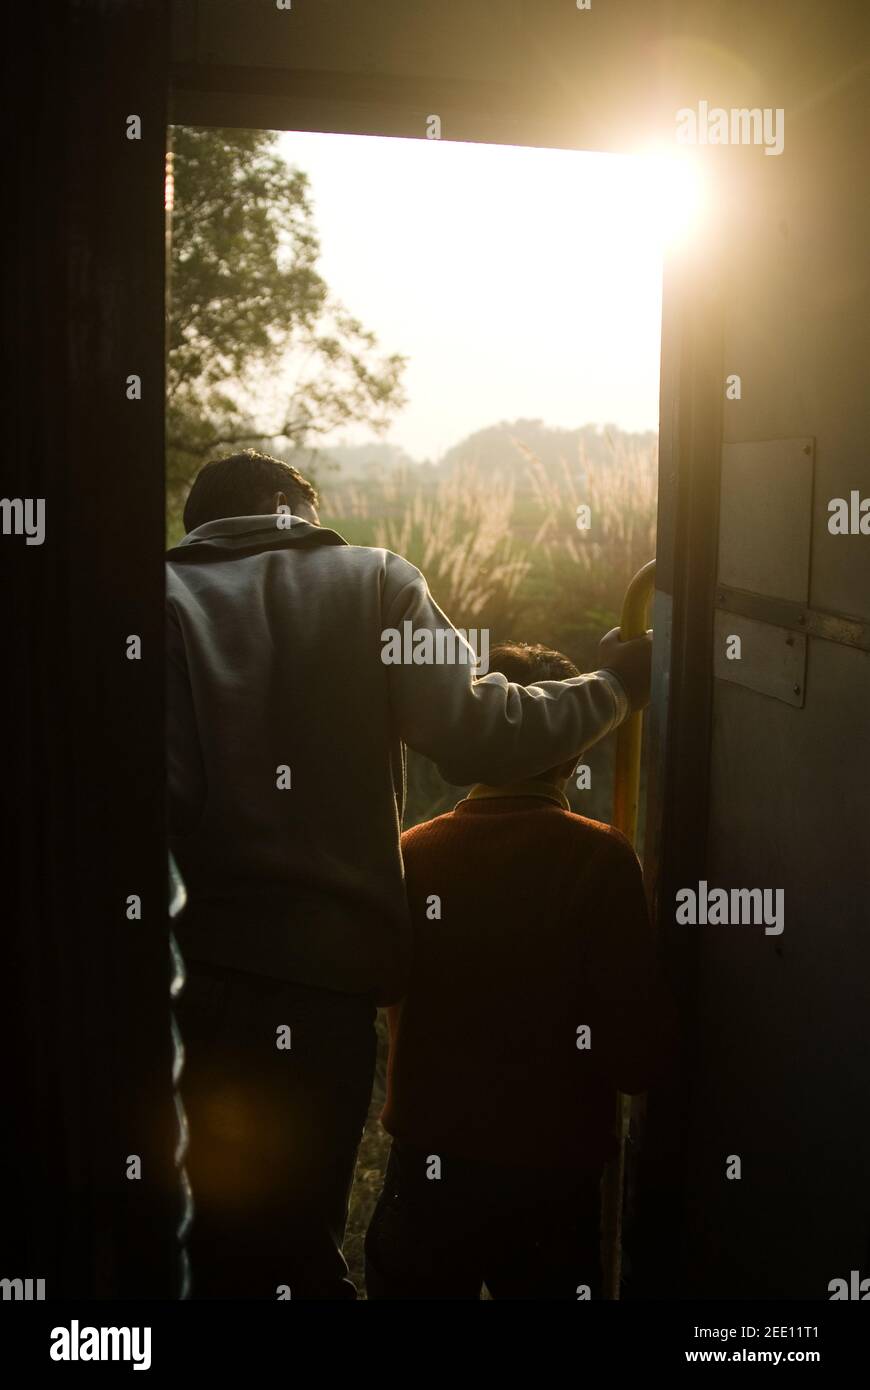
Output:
top-left (366, 642), bottom-right (672, 1299)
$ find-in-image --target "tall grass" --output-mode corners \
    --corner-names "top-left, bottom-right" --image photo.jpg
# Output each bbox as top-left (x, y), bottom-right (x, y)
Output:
top-left (519, 432), bottom-right (657, 616)
top-left (321, 431), bottom-right (658, 659)
top-left (324, 464), bottom-right (531, 631)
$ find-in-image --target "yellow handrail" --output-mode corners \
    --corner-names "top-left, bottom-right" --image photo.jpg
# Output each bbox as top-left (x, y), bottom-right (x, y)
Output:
top-left (613, 558), bottom-right (657, 841)
top-left (601, 558), bottom-right (656, 1300)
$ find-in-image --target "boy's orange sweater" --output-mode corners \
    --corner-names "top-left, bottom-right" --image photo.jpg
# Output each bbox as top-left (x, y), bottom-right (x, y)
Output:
top-left (381, 790), bottom-right (673, 1172)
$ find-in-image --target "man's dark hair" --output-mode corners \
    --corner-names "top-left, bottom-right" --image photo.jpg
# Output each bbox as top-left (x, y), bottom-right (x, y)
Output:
top-left (182, 449), bottom-right (320, 533)
top-left (487, 642), bottom-right (580, 685)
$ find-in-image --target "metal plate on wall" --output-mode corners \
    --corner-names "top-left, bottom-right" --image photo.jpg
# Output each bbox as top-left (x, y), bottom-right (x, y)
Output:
top-left (713, 610), bottom-right (807, 707)
top-left (718, 438), bottom-right (814, 603)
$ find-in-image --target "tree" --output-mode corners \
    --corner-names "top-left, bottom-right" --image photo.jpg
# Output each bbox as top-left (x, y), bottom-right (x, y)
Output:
top-left (167, 126), bottom-right (407, 515)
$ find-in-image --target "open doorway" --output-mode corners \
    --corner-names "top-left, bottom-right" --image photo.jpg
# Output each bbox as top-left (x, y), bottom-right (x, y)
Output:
top-left (166, 124), bottom-right (699, 1296)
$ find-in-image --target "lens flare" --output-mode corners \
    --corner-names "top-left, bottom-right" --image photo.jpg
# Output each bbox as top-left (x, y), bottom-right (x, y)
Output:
top-left (631, 145), bottom-right (708, 251)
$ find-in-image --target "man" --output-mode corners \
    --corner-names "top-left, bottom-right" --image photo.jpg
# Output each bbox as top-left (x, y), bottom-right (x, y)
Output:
top-left (365, 642), bottom-right (673, 1300)
top-left (167, 449), bottom-right (651, 1298)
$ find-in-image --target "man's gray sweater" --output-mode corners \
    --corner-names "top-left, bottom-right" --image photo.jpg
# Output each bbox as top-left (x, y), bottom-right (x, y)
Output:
top-left (166, 513), bottom-right (629, 1002)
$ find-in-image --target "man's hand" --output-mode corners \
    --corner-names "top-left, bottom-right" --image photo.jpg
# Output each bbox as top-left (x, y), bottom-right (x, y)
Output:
top-left (598, 627), bottom-right (653, 713)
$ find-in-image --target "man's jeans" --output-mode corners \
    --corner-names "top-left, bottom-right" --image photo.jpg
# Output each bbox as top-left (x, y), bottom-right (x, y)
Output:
top-left (179, 961), bottom-right (376, 1299)
top-left (365, 1140), bottom-right (603, 1300)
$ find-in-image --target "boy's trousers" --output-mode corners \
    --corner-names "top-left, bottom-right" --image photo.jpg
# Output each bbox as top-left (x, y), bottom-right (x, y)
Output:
top-left (365, 1139), bottom-right (603, 1300)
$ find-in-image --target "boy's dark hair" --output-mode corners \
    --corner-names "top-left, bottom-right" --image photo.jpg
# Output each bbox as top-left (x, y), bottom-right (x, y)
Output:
top-left (487, 642), bottom-right (580, 685)
top-left (182, 449), bottom-right (319, 533)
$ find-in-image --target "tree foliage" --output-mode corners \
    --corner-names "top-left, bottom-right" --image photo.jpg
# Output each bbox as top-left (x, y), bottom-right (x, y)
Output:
top-left (167, 126), bottom-right (407, 509)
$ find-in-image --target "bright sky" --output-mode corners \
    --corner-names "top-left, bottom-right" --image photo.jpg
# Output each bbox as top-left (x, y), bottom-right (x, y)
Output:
top-left (275, 131), bottom-right (699, 460)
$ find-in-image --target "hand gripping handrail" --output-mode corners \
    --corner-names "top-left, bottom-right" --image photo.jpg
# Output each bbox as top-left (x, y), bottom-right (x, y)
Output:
top-left (601, 558), bottom-right (656, 1300)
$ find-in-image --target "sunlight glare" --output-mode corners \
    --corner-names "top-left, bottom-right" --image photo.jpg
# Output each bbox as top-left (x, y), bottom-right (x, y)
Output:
top-left (631, 146), bottom-right (707, 252)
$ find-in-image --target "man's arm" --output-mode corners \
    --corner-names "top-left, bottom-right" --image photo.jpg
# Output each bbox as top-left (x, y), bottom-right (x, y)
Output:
top-left (380, 554), bottom-right (649, 785)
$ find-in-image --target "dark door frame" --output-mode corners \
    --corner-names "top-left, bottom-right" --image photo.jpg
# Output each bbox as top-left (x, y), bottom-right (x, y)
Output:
top-left (4, 0), bottom-right (176, 1297)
